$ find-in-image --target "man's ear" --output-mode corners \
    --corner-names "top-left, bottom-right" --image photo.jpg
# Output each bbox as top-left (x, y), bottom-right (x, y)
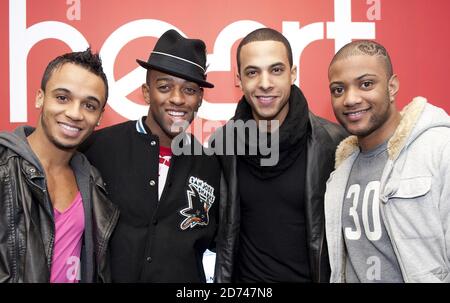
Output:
top-left (142, 83), bottom-right (151, 105)
top-left (35, 89), bottom-right (44, 108)
top-left (96, 112), bottom-right (103, 127)
top-left (290, 65), bottom-right (298, 84)
top-left (236, 72), bottom-right (242, 90)
top-left (388, 74), bottom-right (400, 103)
top-left (198, 88), bottom-right (204, 109)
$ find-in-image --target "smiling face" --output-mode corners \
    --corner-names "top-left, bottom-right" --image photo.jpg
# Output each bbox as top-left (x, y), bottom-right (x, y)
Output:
top-left (328, 54), bottom-right (400, 151)
top-left (237, 40), bottom-right (297, 125)
top-left (36, 62), bottom-right (106, 151)
top-left (143, 70), bottom-right (203, 146)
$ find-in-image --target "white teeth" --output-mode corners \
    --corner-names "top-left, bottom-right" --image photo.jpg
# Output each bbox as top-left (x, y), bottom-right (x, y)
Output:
top-left (168, 111), bottom-right (185, 117)
top-left (347, 110), bottom-right (367, 116)
top-left (60, 123), bottom-right (80, 132)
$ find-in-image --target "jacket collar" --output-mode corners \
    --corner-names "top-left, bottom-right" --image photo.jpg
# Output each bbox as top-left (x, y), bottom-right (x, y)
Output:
top-left (136, 116), bottom-right (192, 146)
top-left (335, 97), bottom-right (427, 168)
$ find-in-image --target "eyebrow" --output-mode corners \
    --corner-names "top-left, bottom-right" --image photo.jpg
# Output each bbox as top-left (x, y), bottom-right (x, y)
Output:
top-left (51, 87), bottom-right (71, 94)
top-left (155, 76), bottom-right (175, 82)
top-left (243, 62), bottom-right (286, 71)
top-left (329, 73), bottom-right (378, 87)
top-left (356, 73), bottom-right (377, 80)
top-left (85, 96), bottom-right (101, 106)
top-left (155, 77), bottom-right (200, 88)
top-left (51, 87), bottom-right (101, 105)
top-left (329, 81), bottom-right (343, 88)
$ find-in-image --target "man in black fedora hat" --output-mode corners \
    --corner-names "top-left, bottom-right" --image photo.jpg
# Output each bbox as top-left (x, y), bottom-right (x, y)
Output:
top-left (80, 29), bottom-right (223, 282)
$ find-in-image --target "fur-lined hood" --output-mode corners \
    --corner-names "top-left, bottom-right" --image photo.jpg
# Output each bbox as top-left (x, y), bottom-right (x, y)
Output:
top-left (335, 97), bottom-right (450, 168)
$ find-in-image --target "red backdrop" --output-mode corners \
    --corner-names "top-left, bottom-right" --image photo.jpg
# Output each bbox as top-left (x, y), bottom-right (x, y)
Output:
top-left (1, 0), bottom-right (449, 141)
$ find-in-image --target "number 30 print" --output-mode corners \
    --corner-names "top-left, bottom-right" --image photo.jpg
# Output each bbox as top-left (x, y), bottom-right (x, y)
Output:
top-left (344, 181), bottom-right (382, 241)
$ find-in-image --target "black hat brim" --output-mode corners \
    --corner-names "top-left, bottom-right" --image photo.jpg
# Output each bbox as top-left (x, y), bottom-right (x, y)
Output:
top-left (136, 59), bottom-right (214, 88)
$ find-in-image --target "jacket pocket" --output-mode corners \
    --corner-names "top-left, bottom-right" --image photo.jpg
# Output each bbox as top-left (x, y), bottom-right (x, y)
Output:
top-left (384, 176), bottom-right (431, 200)
top-left (383, 176), bottom-right (440, 239)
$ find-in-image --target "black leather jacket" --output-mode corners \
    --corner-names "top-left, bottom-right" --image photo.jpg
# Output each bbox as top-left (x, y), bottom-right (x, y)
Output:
top-left (214, 113), bottom-right (348, 282)
top-left (0, 127), bottom-right (119, 282)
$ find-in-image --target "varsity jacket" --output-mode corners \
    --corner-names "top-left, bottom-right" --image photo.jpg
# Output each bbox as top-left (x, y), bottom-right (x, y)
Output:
top-left (81, 118), bottom-right (223, 282)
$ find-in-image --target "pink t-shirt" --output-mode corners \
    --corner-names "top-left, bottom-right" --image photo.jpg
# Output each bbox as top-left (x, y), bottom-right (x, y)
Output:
top-left (50, 191), bottom-right (85, 283)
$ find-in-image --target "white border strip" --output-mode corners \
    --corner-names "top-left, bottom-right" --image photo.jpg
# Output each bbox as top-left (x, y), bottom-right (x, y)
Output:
top-left (151, 51), bottom-right (205, 73)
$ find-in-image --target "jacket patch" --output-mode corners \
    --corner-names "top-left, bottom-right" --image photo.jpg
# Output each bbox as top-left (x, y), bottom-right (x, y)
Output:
top-left (179, 176), bottom-right (215, 230)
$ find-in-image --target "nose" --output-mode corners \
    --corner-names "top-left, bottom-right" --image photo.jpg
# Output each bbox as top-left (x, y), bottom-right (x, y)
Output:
top-left (65, 101), bottom-right (83, 121)
top-left (169, 88), bottom-right (186, 106)
top-left (258, 71), bottom-right (273, 91)
top-left (343, 87), bottom-right (362, 107)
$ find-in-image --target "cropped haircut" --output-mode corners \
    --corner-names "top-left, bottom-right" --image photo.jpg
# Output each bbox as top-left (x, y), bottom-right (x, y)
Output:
top-left (236, 28), bottom-right (293, 73)
top-left (40, 48), bottom-right (109, 104)
top-left (330, 40), bottom-right (393, 78)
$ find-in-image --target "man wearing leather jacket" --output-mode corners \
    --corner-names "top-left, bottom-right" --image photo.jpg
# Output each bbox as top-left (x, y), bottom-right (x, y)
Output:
top-left (213, 28), bottom-right (347, 282)
top-left (0, 49), bottom-right (119, 282)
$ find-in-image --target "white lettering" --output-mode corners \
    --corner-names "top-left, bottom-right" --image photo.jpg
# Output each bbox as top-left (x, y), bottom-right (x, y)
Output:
top-left (8, 0), bottom-right (375, 123)
top-left (283, 21), bottom-right (323, 84)
top-left (327, 0), bottom-right (376, 53)
top-left (345, 184), bottom-right (362, 240)
top-left (100, 20), bottom-right (179, 120)
top-left (9, 0), bottom-right (88, 122)
top-left (176, 287), bottom-right (210, 300)
top-left (362, 181), bottom-right (382, 241)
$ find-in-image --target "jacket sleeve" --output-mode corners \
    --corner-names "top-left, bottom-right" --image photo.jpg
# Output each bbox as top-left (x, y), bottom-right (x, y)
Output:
top-left (0, 164), bottom-right (12, 282)
top-left (214, 164), bottom-right (238, 283)
top-left (440, 139), bottom-right (450, 264)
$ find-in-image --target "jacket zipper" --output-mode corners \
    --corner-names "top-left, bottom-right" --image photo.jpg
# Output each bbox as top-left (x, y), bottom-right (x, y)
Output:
top-left (379, 161), bottom-right (408, 282)
top-left (42, 186), bottom-right (55, 274)
top-left (10, 181), bottom-right (20, 282)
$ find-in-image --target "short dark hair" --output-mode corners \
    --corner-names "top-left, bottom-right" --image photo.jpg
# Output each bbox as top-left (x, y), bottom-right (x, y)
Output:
top-left (236, 28), bottom-right (293, 73)
top-left (40, 48), bottom-right (109, 103)
top-left (329, 40), bottom-right (393, 78)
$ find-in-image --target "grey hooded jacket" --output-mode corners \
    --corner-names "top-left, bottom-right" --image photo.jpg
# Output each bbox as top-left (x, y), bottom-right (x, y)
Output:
top-left (325, 97), bottom-right (450, 283)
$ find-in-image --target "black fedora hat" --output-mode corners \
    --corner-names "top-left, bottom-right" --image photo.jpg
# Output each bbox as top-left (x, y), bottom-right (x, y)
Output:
top-left (136, 29), bottom-right (214, 88)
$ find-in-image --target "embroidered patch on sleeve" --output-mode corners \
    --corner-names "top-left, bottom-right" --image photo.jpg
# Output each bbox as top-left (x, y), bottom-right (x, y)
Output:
top-left (179, 176), bottom-right (216, 230)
